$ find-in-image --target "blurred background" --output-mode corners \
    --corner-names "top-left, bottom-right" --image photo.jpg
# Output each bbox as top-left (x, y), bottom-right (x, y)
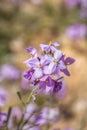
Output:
top-left (0, 0), bottom-right (87, 129)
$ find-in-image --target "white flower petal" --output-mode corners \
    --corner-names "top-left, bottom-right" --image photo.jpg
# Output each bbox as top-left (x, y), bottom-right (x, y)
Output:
top-left (54, 50), bottom-right (62, 59)
top-left (44, 62), bottom-right (56, 74)
top-left (33, 68), bottom-right (43, 78)
top-left (59, 61), bottom-right (66, 70)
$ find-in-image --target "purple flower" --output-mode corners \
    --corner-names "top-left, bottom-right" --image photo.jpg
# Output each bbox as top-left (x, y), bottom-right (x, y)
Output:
top-left (0, 64), bottom-right (21, 80)
top-left (24, 55), bottom-right (51, 79)
top-left (60, 56), bottom-right (75, 76)
top-left (80, 8), bottom-right (87, 18)
top-left (64, 57), bottom-right (75, 65)
top-left (65, 0), bottom-right (80, 8)
top-left (53, 81), bottom-right (62, 93)
top-left (38, 76), bottom-right (55, 94)
top-left (24, 69), bottom-right (34, 80)
top-left (40, 42), bottom-right (60, 53)
top-left (26, 47), bottom-right (38, 58)
top-left (30, 0), bottom-right (42, 5)
top-left (43, 50), bottom-right (63, 75)
top-left (24, 103), bottom-right (37, 121)
top-left (0, 87), bottom-right (8, 107)
top-left (66, 24), bottom-right (87, 39)
top-left (21, 78), bottom-right (30, 90)
top-left (24, 42), bottom-right (75, 95)
top-left (55, 80), bottom-right (67, 100)
top-left (36, 107), bottom-right (59, 125)
top-left (0, 112), bottom-right (7, 127)
top-left (8, 107), bottom-right (22, 129)
top-left (80, 0), bottom-right (87, 8)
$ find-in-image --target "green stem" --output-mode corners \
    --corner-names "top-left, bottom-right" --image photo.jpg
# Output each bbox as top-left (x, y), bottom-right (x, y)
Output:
top-left (26, 86), bottom-right (38, 104)
top-left (17, 86), bottom-right (38, 130)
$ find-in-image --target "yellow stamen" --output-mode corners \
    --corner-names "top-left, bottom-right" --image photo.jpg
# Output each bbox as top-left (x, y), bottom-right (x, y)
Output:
top-left (38, 64), bottom-right (42, 68)
top-left (49, 41), bottom-right (52, 46)
top-left (54, 59), bottom-right (58, 63)
top-left (30, 53), bottom-right (34, 57)
top-left (36, 78), bottom-right (39, 81)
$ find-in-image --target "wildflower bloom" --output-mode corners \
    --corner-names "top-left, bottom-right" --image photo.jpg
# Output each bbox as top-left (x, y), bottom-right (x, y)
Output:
top-left (0, 64), bottom-right (21, 80)
top-left (8, 107), bottom-right (22, 129)
top-left (26, 47), bottom-right (38, 58)
top-left (0, 88), bottom-right (8, 107)
top-left (36, 107), bottom-right (59, 125)
top-left (65, 0), bottom-right (80, 8)
top-left (24, 42), bottom-right (75, 95)
top-left (24, 103), bottom-right (37, 121)
top-left (0, 112), bottom-right (7, 127)
top-left (40, 41), bottom-right (60, 53)
top-left (66, 24), bottom-right (87, 39)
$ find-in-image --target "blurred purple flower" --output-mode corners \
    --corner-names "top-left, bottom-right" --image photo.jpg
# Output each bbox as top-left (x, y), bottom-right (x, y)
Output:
top-left (24, 102), bottom-right (37, 121)
top-left (36, 107), bottom-right (59, 125)
top-left (65, 0), bottom-right (80, 8)
top-left (0, 112), bottom-right (7, 127)
top-left (0, 87), bottom-right (8, 107)
top-left (80, 0), bottom-right (87, 8)
top-left (66, 24), bottom-right (87, 39)
top-left (80, 0), bottom-right (87, 19)
top-left (0, 64), bottom-right (21, 80)
top-left (21, 77), bottom-right (30, 90)
top-left (30, 0), bottom-right (42, 5)
top-left (8, 107), bottom-right (22, 129)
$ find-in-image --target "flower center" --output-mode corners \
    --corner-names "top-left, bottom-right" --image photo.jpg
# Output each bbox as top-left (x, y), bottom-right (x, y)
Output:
top-left (36, 78), bottom-right (39, 81)
top-left (49, 41), bottom-right (52, 46)
top-left (46, 79), bottom-right (48, 83)
top-left (53, 59), bottom-right (58, 63)
top-left (30, 53), bottom-right (34, 57)
top-left (38, 64), bottom-right (42, 68)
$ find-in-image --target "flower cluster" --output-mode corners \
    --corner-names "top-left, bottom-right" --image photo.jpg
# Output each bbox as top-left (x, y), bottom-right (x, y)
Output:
top-left (0, 42), bottom-right (75, 130)
top-left (24, 42), bottom-right (75, 95)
